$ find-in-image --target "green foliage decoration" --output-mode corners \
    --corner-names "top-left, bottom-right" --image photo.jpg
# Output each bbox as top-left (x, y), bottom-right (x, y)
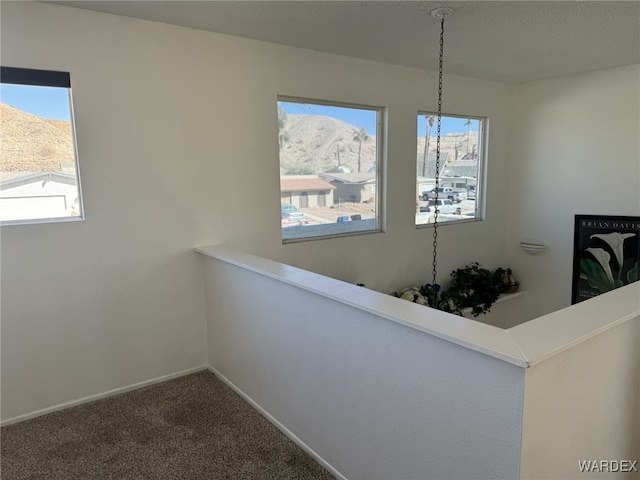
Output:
top-left (392, 263), bottom-right (519, 318)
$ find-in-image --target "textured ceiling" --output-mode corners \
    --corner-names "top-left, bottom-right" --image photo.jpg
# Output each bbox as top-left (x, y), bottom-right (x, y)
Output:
top-left (46, 1), bottom-right (640, 84)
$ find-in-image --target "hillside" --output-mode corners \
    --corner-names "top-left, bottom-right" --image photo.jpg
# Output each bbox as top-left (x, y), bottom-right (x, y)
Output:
top-left (279, 113), bottom-right (478, 175)
top-left (0, 103), bottom-right (477, 178)
top-left (279, 114), bottom-right (377, 174)
top-left (0, 102), bottom-right (74, 173)
top-left (417, 130), bottom-right (480, 161)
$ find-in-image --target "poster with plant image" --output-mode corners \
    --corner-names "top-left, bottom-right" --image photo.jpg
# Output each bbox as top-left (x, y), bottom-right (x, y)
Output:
top-left (572, 215), bottom-right (640, 304)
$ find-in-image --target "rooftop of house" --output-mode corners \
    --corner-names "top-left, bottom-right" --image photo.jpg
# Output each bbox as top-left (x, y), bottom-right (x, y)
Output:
top-left (318, 172), bottom-right (376, 185)
top-left (0, 171), bottom-right (77, 188)
top-left (280, 176), bottom-right (335, 192)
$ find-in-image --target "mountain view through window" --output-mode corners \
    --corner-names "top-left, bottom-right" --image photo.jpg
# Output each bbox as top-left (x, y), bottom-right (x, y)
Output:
top-left (278, 99), bottom-right (381, 241)
top-left (1, 67), bottom-right (82, 225)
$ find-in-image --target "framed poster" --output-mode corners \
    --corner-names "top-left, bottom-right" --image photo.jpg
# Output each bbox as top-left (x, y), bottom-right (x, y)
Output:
top-left (572, 215), bottom-right (640, 304)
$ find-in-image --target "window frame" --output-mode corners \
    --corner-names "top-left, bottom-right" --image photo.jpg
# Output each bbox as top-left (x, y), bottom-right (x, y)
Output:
top-left (0, 66), bottom-right (84, 226)
top-left (415, 111), bottom-right (486, 228)
top-left (278, 96), bottom-right (385, 243)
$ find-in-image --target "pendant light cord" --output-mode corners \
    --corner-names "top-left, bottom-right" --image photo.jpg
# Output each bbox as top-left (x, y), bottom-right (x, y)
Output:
top-left (432, 15), bottom-right (445, 287)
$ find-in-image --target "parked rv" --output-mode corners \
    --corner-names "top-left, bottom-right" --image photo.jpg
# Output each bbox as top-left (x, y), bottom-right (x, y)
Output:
top-left (466, 184), bottom-right (476, 200)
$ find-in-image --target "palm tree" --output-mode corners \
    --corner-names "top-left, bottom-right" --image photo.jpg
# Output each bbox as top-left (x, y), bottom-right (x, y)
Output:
top-left (422, 115), bottom-right (435, 176)
top-left (353, 127), bottom-right (369, 172)
top-left (464, 118), bottom-right (473, 154)
top-left (277, 104), bottom-right (288, 148)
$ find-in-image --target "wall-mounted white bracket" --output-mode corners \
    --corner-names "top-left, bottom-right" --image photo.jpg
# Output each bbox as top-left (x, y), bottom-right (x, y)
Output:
top-left (520, 241), bottom-right (548, 255)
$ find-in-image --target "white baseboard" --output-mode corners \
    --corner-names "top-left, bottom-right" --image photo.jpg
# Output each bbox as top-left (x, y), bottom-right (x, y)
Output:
top-left (0, 365), bottom-right (208, 427)
top-left (207, 366), bottom-right (347, 480)
top-left (2, 364), bottom-right (346, 479)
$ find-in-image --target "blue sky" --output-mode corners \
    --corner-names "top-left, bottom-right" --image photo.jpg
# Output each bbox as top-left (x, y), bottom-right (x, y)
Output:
top-left (2, 87), bottom-right (479, 135)
top-left (417, 114), bottom-right (479, 137)
top-left (279, 101), bottom-right (378, 135)
top-left (0, 84), bottom-right (71, 121)
top-left (279, 100), bottom-right (479, 136)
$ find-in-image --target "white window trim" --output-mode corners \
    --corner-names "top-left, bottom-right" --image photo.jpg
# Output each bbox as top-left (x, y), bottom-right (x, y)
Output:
top-left (415, 111), bottom-right (486, 228)
top-left (278, 96), bottom-right (385, 243)
top-left (0, 67), bottom-right (84, 226)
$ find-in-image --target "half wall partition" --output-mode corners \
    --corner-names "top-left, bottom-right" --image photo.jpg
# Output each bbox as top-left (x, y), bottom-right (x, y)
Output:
top-left (198, 245), bottom-right (639, 480)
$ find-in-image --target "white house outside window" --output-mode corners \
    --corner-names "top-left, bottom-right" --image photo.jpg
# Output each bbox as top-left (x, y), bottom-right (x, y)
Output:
top-left (0, 66), bottom-right (83, 225)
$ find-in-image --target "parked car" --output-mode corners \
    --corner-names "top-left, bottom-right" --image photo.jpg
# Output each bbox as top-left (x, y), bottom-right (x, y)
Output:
top-left (421, 187), bottom-right (467, 203)
top-left (281, 203), bottom-right (304, 220)
top-left (429, 199), bottom-right (461, 215)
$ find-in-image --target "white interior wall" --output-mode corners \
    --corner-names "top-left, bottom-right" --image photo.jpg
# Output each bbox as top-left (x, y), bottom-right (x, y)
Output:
top-left (202, 251), bottom-right (526, 480)
top-left (507, 65), bottom-right (640, 321)
top-left (0, 2), bottom-right (514, 421)
top-left (199, 247), bottom-right (640, 480)
top-left (520, 317), bottom-right (640, 479)
top-left (2, 0), bottom-right (638, 431)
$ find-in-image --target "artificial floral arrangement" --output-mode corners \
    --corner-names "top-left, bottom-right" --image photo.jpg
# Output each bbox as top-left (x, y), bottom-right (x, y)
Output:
top-left (392, 263), bottom-right (519, 317)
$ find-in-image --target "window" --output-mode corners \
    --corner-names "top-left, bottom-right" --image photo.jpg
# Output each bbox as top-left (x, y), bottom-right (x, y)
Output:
top-left (416, 113), bottom-right (483, 226)
top-left (278, 98), bottom-right (382, 241)
top-left (1, 66), bottom-right (83, 225)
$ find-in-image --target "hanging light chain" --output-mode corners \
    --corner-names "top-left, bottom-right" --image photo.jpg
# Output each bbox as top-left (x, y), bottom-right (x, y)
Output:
top-left (432, 13), bottom-right (446, 287)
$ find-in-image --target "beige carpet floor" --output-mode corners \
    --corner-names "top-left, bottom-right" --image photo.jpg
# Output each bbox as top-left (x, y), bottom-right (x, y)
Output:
top-left (0, 370), bottom-right (335, 479)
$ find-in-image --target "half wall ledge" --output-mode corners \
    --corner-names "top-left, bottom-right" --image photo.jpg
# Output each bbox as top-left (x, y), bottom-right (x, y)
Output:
top-left (195, 245), bottom-right (640, 369)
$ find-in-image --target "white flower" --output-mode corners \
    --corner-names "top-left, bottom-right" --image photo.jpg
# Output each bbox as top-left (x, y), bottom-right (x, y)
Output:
top-left (400, 291), bottom-right (415, 302)
top-left (416, 296), bottom-right (427, 306)
top-left (590, 232), bottom-right (636, 272)
top-left (585, 247), bottom-right (615, 285)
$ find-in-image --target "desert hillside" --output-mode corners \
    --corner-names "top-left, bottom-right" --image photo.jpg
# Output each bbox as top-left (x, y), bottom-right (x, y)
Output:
top-left (279, 114), bottom-right (377, 174)
top-left (0, 102), bottom-right (74, 173)
top-left (279, 113), bottom-right (479, 175)
top-left (0, 102), bottom-right (477, 178)
top-left (417, 130), bottom-right (480, 161)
